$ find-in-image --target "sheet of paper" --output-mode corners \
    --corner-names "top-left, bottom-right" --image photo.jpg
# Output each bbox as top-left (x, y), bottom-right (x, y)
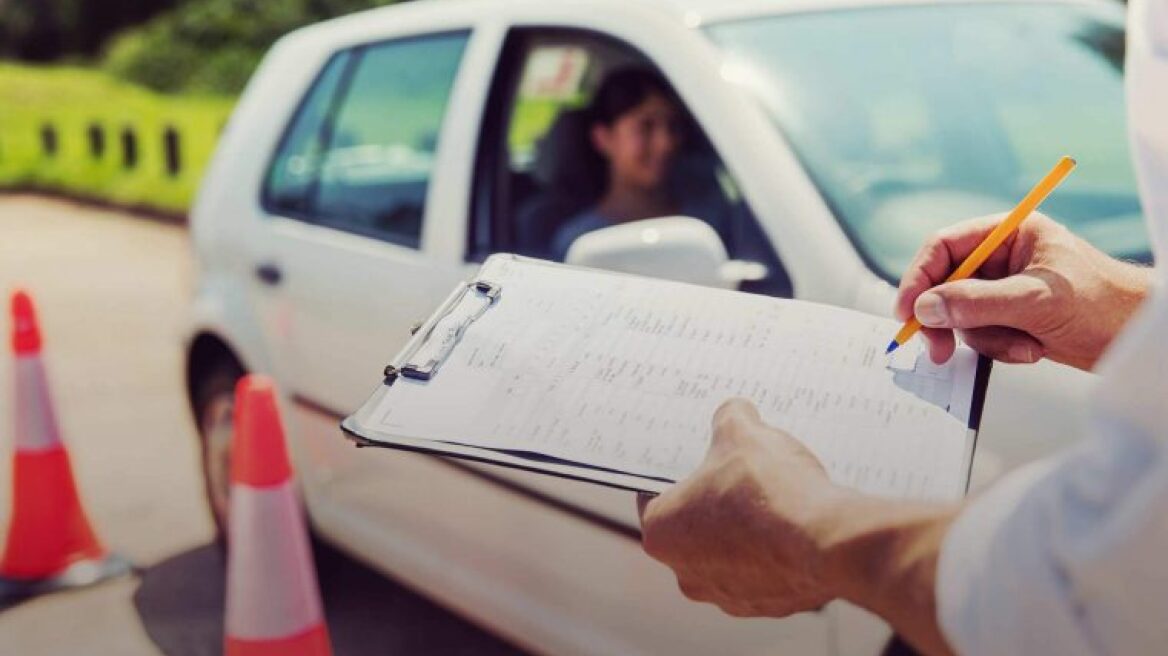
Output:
top-left (368, 256), bottom-right (980, 500)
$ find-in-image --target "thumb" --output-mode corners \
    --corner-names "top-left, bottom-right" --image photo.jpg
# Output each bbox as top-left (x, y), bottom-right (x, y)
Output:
top-left (914, 275), bottom-right (1049, 332)
top-left (709, 398), bottom-right (762, 456)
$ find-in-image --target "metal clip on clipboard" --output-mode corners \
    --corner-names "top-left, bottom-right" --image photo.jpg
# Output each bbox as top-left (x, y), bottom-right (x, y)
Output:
top-left (383, 280), bottom-right (501, 384)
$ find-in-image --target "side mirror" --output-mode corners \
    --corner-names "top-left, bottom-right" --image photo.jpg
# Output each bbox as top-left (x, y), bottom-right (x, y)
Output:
top-left (564, 216), bottom-right (767, 289)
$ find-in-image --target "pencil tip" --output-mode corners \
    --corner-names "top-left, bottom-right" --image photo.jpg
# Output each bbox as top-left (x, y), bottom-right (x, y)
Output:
top-left (885, 340), bottom-right (899, 355)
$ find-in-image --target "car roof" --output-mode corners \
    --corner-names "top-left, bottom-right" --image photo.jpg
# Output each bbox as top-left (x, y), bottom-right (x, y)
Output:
top-left (402, 0), bottom-right (1115, 25)
top-left (651, 0), bottom-right (1114, 25)
top-left (287, 0), bottom-right (1117, 50)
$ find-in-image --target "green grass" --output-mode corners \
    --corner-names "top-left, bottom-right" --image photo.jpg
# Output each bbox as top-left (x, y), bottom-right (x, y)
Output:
top-left (0, 63), bottom-right (235, 215)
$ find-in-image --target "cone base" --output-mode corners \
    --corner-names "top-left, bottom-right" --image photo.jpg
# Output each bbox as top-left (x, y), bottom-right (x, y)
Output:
top-left (0, 552), bottom-right (132, 605)
top-left (226, 623), bottom-right (331, 656)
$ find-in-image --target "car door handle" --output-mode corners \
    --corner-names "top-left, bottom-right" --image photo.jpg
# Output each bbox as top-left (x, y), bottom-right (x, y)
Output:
top-left (255, 262), bottom-right (283, 286)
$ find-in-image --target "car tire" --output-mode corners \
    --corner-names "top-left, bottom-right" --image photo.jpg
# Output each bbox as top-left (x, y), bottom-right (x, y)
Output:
top-left (192, 358), bottom-right (244, 546)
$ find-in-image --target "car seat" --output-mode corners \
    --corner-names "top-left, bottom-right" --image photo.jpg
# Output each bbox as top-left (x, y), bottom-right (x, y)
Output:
top-left (513, 108), bottom-right (605, 258)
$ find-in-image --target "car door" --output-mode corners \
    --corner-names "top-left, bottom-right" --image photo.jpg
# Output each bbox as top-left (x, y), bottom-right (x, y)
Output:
top-left (254, 31), bottom-right (476, 492)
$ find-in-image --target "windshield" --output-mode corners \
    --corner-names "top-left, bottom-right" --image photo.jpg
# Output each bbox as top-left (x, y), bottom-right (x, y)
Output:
top-left (707, 4), bottom-right (1150, 280)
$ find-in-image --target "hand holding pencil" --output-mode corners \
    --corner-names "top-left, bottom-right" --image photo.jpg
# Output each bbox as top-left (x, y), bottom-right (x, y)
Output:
top-left (892, 157), bottom-right (1152, 371)
top-left (888, 156), bottom-right (1077, 356)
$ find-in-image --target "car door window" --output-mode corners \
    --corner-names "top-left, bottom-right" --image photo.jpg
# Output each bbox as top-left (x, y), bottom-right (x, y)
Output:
top-left (472, 29), bottom-right (791, 296)
top-left (264, 51), bottom-right (353, 216)
top-left (264, 32), bottom-right (469, 248)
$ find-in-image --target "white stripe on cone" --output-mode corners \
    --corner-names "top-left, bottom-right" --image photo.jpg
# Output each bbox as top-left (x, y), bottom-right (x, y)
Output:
top-left (225, 479), bottom-right (325, 640)
top-left (14, 356), bottom-right (63, 453)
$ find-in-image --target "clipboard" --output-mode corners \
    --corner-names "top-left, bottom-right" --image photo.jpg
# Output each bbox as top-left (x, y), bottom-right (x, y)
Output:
top-left (341, 254), bottom-right (992, 496)
top-left (342, 258), bottom-right (683, 492)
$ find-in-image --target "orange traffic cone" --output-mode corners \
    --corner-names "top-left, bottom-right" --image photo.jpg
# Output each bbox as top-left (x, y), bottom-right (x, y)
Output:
top-left (0, 290), bottom-right (130, 603)
top-left (225, 374), bottom-right (331, 656)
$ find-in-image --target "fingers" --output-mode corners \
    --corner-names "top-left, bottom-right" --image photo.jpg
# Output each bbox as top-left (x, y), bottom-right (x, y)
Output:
top-left (638, 493), bottom-right (670, 560)
top-left (920, 326), bottom-right (957, 364)
top-left (636, 492), bottom-right (655, 523)
top-left (916, 325), bottom-right (1045, 364)
top-left (960, 326), bottom-right (1045, 364)
top-left (914, 275), bottom-right (1050, 332)
top-left (895, 215), bottom-right (1007, 321)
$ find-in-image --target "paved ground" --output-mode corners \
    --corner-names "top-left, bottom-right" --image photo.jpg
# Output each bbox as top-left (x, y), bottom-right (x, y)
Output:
top-left (0, 194), bottom-right (522, 655)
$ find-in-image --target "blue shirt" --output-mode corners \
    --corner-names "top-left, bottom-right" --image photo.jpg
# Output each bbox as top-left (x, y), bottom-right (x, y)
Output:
top-left (551, 209), bottom-right (612, 262)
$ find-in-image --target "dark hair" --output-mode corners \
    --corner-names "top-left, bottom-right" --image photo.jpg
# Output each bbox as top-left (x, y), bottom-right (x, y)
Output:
top-left (588, 67), bottom-right (679, 126)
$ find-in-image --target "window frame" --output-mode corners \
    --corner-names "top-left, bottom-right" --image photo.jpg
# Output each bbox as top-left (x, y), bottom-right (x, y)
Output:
top-left (259, 48), bottom-right (355, 225)
top-left (466, 29), bottom-right (528, 261)
top-left (260, 29), bottom-right (473, 250)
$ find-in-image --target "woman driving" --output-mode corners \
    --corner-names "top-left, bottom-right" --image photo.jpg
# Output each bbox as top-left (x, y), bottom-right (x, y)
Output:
top-left (551, 68), bottom-right (688, 261)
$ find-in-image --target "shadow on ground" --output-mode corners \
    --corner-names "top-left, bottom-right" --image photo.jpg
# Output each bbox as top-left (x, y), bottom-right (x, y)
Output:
top-left (132, 541), bottom-right (525, 656)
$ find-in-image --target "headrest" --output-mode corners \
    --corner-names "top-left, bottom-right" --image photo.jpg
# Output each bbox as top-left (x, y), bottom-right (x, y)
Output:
top-left (529, 108), bottom-right (603, 198)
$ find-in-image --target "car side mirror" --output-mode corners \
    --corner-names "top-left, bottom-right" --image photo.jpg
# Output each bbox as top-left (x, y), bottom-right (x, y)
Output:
top-left (563, 216), bottom-right (767, 289)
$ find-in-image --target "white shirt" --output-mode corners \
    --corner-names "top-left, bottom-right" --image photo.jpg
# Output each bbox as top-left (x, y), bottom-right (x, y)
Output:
top-left (936, 1), bottom-right (1168, 653)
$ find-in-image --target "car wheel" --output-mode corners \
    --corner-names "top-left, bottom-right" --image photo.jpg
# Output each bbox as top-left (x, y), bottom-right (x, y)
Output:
top-left (192, 358), bottom-right (244, 545)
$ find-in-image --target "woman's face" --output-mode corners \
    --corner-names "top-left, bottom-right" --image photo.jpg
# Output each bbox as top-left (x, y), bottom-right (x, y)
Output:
top-left (592, 93), bottom-right (683, 191)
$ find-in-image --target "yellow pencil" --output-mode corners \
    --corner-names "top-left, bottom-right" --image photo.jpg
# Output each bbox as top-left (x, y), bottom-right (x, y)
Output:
top-left (886, 155), bottom-right (1077, 355)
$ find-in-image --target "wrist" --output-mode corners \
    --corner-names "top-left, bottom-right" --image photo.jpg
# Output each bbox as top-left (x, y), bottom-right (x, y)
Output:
top-left (813, 492), bottom-right (960, 655)
top-left (816, 494), bottom-right (954, 606)
top-left (1087, 251), bottom-right (1154, 368)
top-left (1103, 257), bottom-right (1153, 313)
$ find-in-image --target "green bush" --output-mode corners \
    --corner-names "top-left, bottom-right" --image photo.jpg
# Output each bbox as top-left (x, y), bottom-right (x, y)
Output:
top-left (0, 0), bottom-right (180, 62)
top-left (103, 0), bottom-right (399, 95)
top-left (104, 27), bottom-right (208, 94)
top-left (186, 46), bottom-right (262, 95)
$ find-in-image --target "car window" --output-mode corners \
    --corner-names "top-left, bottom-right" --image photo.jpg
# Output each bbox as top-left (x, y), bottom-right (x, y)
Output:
top-left (264, 51), bottom-right (353, 216)
top-left (472, 29), bottom-right (791, 296)
top-left (264, 32), bottom-right (469, 248)
top-left (500, 40), bottom-right (610, 258)
top-left (708, 4), bottom-right (1149, 279)
top-left (507, 45), bottom-right (592, 171)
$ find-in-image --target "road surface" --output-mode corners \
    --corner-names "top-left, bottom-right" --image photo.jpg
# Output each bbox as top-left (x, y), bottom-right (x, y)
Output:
top-left (0, 193), bottom-right (522, 655)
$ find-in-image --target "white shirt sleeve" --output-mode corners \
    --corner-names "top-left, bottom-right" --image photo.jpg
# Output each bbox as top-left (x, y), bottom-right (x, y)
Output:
top-left (936, 421), bottom-right (1168, 655)
top-left (936, 0), bottom-right (1168, 651)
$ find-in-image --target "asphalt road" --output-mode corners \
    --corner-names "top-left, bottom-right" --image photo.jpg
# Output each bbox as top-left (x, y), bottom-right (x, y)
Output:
top-left (0, 194), bottom-right (523, 656)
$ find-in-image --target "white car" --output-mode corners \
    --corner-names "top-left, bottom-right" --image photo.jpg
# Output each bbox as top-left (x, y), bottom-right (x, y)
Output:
top-left (186, 0), bottom-right (1149, 653)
